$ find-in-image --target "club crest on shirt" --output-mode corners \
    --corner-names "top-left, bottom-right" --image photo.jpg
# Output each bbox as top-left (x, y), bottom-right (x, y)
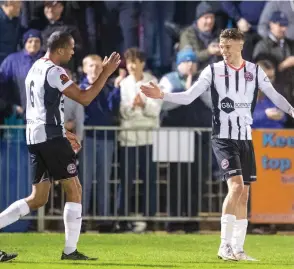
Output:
top-left (221, 159), bottom-right (229, 170)
top-left (244, 71), bottom-right (253, 81)
top-left (67, 163), bottom-right (76, 174)
top-left (60, 74), bottom-right (69, 85)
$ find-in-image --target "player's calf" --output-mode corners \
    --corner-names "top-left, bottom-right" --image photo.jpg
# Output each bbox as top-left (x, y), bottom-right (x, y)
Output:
top-left (61, 177), bottom-right (84, 257)
top-left (223, 177), bottom-right (244, 215)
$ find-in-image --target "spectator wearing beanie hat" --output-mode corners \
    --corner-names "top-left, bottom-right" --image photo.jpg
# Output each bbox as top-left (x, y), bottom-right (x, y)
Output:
top-left (176, 47), bottom-right (197, 66)
top-left (195, 1), bottom-right (214, 20)
top-left (159, 47), bottom-right (212, 232)
top-left (179, 2), bottom-right (221, 71)
top-left (0, 29), bottom-right (43, 124)
top-left (160, 47), bottom-right (211, 120)
top-left (22, 29), bottom-right (42, 47)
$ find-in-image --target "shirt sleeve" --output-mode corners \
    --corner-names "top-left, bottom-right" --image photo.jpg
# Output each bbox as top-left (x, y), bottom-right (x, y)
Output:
top-left (258, 66), bottom-right (294, 115)
top-left (47, 66), bottom-right (74, 92)
top-left (163, 66), bottom-right (211, 105)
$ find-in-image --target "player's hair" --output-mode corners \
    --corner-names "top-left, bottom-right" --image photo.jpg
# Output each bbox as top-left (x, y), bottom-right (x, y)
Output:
top-left (124, 47), bottom-right (146, 62)
top-left (47, 31), bottom-right (73, 52)
top-left (220, 28), bottom-right (245, 41)
top-left (256, 60), bottom-right (275, 71)
top-left (82, 54), bottom-right (102, 67)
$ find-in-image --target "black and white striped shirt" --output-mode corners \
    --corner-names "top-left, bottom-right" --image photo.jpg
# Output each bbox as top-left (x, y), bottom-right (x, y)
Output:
top-left (163, 60), bottom-right (293, 140)
top-left (25, 58), bottom-right (73, 145)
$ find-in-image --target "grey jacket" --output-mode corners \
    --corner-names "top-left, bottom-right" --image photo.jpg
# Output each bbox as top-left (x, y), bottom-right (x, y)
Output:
top-left (258, 1), bottom-right (294, 40)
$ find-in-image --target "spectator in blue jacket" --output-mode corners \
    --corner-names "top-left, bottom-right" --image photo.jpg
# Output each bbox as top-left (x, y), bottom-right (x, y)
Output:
top-left (0, 29), bottom-right (42, 139)
top-left (0, 1), bottom-right (22, 65)
top-left (252, 60), bottom-right (286, 129)
top-left (79, 54), bottom-right (121, 222)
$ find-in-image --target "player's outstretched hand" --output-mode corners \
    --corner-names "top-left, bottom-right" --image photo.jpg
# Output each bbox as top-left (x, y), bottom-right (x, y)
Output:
top-left (140, 82), bottom-right (163, 99)
top-left (102, 52), bottom-right (121, 76)
top-left (66, 131), bottom-right (82, 154)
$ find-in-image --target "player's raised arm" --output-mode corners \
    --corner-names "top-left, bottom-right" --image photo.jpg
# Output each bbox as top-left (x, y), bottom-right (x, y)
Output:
top-left (140, 65), bottom-right (211, 105)
top-left (258, 66), bottom-right (294, 117)
top-left (63, 52), bottom-right (121, 106)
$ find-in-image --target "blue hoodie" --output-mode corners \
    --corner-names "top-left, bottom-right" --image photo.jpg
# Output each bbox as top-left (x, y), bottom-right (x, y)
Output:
top-left (252, 95), bottom-right (286, 129)
top-left (0, 49), bottom-right (42, 141)
top-left (0, 49), bottom-right (42, 111)
top-left (79, 76), bottom-right (120, 139)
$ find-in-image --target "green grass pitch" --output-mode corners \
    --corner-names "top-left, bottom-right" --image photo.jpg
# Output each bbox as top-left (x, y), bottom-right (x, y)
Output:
top-left (0, 233), bottom-right (293, 268)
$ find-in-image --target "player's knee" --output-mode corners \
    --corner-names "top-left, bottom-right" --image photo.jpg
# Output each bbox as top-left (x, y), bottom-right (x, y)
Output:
top-left (27, 195), bottom-right (48, 210)
top-left (229, 182), bottom-right (244, 197)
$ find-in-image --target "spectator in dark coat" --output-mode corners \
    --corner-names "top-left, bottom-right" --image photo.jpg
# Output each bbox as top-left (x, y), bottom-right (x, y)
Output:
top-left (41, 1), bottom-right (83, 72)
top-left (179, 2), bottom-right (222, 71)
top-left (0, 0), bottom-right (22, 64)
top-left (253, 11), bottom-right (294, 109)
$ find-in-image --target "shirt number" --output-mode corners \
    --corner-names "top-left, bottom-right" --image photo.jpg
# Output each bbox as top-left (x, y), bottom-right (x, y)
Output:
top-left (30, 80), bottom-right (35, 107)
